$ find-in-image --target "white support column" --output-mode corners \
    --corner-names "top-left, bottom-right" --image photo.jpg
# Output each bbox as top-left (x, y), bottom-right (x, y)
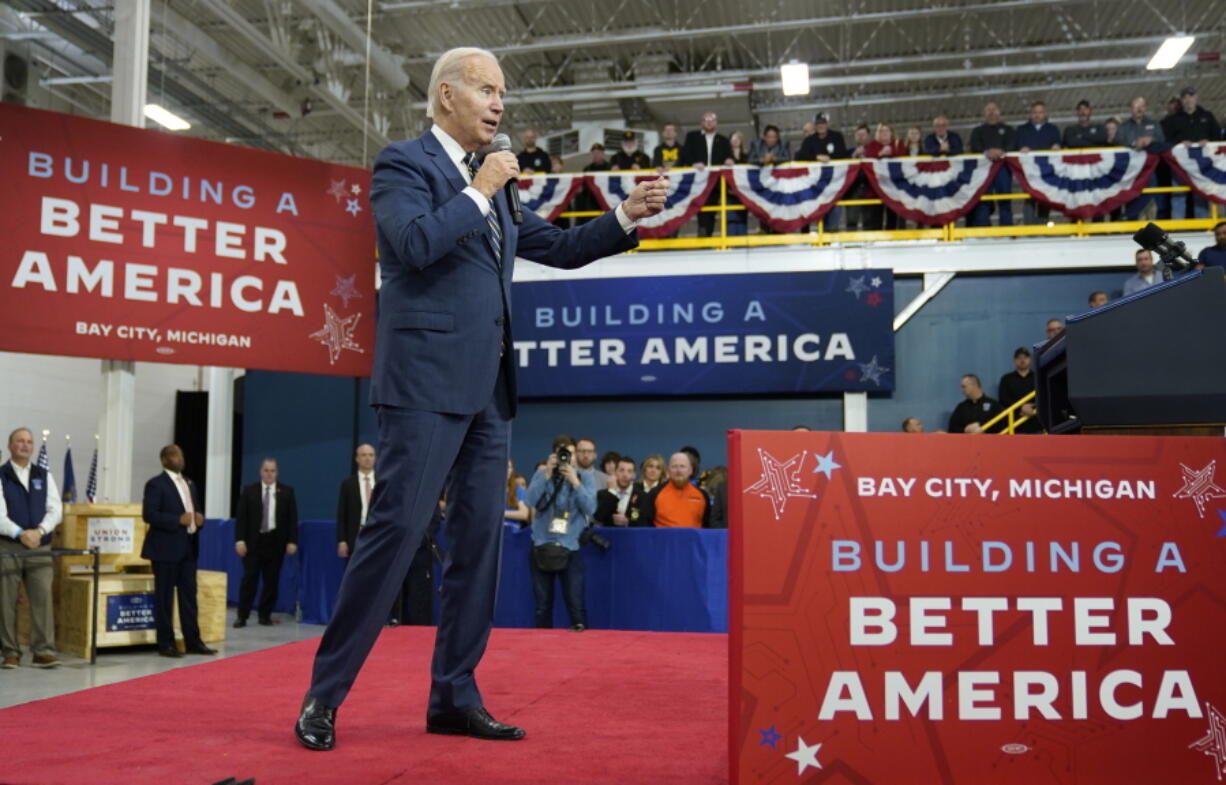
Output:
top-left (843, 391), bottom-right (868, 433)
top-left (204, 368), bottom-right (236, 518)
top-left (97, 0), bottom-right (150, 502)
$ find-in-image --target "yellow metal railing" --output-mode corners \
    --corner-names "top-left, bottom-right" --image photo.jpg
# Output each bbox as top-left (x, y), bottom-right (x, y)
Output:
top-left (556, 165), bottom-right (1221, 251)
top-left (981, 390), bottom-right (1038, 434)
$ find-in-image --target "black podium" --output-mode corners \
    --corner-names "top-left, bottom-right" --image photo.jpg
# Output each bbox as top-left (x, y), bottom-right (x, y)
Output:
top-left (1034, 267), bottom-right (1226, 432)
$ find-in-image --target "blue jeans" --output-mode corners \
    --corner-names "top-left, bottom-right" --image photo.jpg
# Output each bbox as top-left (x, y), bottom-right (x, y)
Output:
top-left (971, 167), bottom-right (1014, 227)
top-left (1173, 193), bottom-right (1209, 220)
top-left (727, 217), bottom-right (747, 236)
top-left (530, 547), bottom-right (586, 628)
top-left (1125, 174), bottom-right (1156, 220)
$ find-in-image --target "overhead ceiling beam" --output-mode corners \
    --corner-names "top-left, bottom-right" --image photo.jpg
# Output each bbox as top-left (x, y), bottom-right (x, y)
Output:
top-left (411, 54), bottom-right (1188, 109)
top-left (295, 0), bottom-right (409, 91)
top-left (157, 5), bottom-right (301, 118)
top-left (194, 0), bottom-right (391, 148)
top-left (403, 0), bottom-right (1101, 63)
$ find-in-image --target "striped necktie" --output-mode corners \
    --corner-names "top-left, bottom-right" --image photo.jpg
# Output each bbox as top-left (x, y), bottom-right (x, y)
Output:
top-left (463, 152), bottom-right (504, 263)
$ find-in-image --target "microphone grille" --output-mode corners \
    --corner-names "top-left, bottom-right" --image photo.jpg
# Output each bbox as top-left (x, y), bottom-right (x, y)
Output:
top-left (491, 133), bottom-right (512, 152)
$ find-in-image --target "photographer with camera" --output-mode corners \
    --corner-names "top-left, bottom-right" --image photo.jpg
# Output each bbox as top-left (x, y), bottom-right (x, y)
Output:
top-left (524, 435), bottom-right (597, 632)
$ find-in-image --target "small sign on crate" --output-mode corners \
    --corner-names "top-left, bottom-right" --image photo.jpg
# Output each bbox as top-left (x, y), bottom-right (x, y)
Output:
top-left (86, 517), bottom-right (135, 554)
top-left (105, 593), bottom-right (156, 632)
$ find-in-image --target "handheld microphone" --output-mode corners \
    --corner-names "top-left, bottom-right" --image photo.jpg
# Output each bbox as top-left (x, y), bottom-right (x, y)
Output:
top-left (490, 133), bottom-right (524, 225)
top-left (1133, 222), bottom-right (1196, 270)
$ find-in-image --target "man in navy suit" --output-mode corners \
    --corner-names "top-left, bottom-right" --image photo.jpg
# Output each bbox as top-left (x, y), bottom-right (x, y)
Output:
top-left (295, 46), bottom-right (668, 751)
top-left (141, 445), bottom-right (215, 658)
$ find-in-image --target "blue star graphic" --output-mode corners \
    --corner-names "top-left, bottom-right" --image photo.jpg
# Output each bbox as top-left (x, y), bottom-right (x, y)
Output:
top-left (845, 275), bottom-right (869, 299)
top-left (1217, 510), bottom-right (1226, 538)
top-left (759, 725), bottom-right (782, 749)
top-left (345, 198), bottom-right (362, 216)
top-left (813, 450), bottom-right (842, 480)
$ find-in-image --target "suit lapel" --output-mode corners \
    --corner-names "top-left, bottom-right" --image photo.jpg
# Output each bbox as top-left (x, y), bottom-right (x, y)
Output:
top-left (421, 131), bottom-right (467, 197)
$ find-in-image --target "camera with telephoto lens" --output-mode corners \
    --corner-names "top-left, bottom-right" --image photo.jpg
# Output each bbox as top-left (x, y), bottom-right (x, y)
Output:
top-left (556, 444), bottom-right (572, 466)
top-left (579, 524), bottom-right (611, 552)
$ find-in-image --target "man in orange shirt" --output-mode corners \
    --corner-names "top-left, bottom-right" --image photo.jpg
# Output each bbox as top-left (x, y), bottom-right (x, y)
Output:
top-left (643, 452), bottom-right (708, 528)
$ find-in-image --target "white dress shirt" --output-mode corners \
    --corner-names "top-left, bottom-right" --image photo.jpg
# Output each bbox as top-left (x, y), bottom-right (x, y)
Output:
top-left (0, 461), bottom-right (62, 540)
top-left (164, 469), bottom-right (197, 534)
top-left (430, 125), bottom-right (637, 232)
top-left (611, 484), bottom-right (633, 515)
top-left (704, 131), bottom-right (717, 164)
top-left (357, 470), bottom-right (375, 526)
top-left (261, 482), bottom-right (277, 532)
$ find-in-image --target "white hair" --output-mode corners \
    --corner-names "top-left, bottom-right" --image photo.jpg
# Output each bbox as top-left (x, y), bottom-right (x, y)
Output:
top-left (426, 47), bottom-right (498, 119)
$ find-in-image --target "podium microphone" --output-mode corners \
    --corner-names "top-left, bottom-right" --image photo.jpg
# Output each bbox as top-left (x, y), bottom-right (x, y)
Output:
top-left (490, 133), bottom-right (523, 225)
top-left (1133, 222), bottom-right (1196, 270)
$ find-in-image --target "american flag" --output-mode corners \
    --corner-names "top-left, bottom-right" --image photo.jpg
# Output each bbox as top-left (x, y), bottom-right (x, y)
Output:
top-left (85, 446), bottom-right (98, 504)
top-left (36, 440), bottom-right (49, 471)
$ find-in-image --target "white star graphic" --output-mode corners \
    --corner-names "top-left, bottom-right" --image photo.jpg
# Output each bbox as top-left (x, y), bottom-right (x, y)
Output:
top-left (1173, 460), bottom-right (1226, 519)
top-left (858, 355), bottom-right (890, 386)
top-left (785, 736), bottom-right (823, 776)
top-left (743, 448), bottom-right (817, 520)
top-left (870, 275), bottom-right (883, 288)
top-left (845, 275), bottom-right (869, 299)
top-left (345, 198), bottom-right (362, 216)
top-left (1189, 701), bottom-right (1226, 781)
top-left (326, 178), bottom-right (348, 202)
top-left (350, 183), bottom-right (362, 196)
top-left (308, 305), bottom-right (364, 364)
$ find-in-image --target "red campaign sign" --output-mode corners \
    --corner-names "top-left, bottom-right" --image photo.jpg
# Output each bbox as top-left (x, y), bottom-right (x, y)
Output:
top-left (0, 103), bottom-right (374, 375)
top-left (729, 431), bottom-right (1226, 785)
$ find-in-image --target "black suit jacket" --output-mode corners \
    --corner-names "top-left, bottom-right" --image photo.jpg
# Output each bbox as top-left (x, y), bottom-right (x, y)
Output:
top-left (235, 482), bottom-right (299, 547)
top-left (336, 474), bottom-right (367, 551)
top-left (593, 482), bottom-right (653, 527)
top-left (680, 130), bottom-right (732, 167)
top-left (141, 472), bottom-right (202, 563)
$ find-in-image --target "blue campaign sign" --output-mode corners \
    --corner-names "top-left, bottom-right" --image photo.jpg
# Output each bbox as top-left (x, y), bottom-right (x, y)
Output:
top-left (106, 593), bottom-right (156, 632)
top-left (511, 270), bottom-right (894, 397)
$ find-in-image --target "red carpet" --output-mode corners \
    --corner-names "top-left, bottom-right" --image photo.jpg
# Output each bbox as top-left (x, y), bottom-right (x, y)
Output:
top-left (3, 628), bottom-right (728, 785)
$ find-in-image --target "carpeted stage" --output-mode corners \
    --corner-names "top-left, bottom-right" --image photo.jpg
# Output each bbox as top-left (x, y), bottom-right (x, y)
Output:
top-left (3, 628), bottom-right (728, 785)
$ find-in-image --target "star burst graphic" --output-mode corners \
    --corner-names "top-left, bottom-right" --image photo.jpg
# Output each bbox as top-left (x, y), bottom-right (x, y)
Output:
top-left (845, 275), bottom-right (869, 299)
top-left (330, 274), bottom-right (362, 308)
top-left (743, 448), bottom-right (817, 520)
top-left (1189, 702), bottom-right (1226, 781)
top-left (1173, 460), bottom-right (1226, 518)
top-left (858, 355), bottom-right (890, 386)
top-left (308, 305), bottom-right (364, 365)
top-left (345, 198), bottom-right (362, 216)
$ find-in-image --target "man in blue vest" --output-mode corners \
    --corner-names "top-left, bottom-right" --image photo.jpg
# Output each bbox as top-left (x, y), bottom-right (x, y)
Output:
top-left (0, 428), bottom-right (63, 669)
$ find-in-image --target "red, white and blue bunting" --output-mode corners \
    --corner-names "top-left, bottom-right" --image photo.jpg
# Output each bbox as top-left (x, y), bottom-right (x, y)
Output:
top-left (585, 169), bottom-right (716, 238)
top-left (1165, 141), bottom-right (1226, 205)
top-left (862, 155), bottom-right (1000, 226)
top-left (517, 174), bottom-right (584, 222)
top-left (721, 163), bottom-right (861, 233)
top-left (1006, 148), bottom-right (1159, 220)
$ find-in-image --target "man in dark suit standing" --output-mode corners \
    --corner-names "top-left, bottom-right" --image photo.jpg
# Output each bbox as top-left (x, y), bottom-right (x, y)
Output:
top-left (233, 458), bottom-right (298, 628)
top-left (680, 111), bottom-right (733, 237)
top-left (335, 443), bottom-right (376, 561)
top-left (140, 445), bottom-right (215, 658)
top-left (294, 45), bottom-right (667, 751)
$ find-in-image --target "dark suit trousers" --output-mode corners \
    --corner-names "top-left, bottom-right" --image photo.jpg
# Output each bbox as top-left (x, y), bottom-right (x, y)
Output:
top-left (237, 534), bottom-right (285, 621)
top-left (309, 370), bottom-right (512, 712)
top-left (391, 540), bottom-right (434, 625)
top-left (151, 558), bottom-right (202, 650)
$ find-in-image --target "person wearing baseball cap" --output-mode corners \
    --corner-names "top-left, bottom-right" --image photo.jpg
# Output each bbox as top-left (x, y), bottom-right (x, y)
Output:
top-left (1166, 86), bottom-right (1220, 220)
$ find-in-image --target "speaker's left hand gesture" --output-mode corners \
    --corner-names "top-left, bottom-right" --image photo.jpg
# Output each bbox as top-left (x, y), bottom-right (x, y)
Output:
top-left (622, 177), bottom-right (670, 221)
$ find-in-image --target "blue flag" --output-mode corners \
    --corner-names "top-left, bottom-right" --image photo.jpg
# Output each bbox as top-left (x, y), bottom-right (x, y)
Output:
top-left (36, 441), bottom-right (49, 471)
top-left (62, 447), bottom-right (77, 504)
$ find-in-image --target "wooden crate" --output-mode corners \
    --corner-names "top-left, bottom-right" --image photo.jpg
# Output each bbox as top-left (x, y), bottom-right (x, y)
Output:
top-left (55, 503), bottom-right (147, 577)
top-left (54, 570), bottom-right (227, 659)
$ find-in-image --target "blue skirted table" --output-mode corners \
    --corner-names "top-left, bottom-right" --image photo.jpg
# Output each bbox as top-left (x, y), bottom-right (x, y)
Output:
top-left (198, 520), bottom-right (727, 632)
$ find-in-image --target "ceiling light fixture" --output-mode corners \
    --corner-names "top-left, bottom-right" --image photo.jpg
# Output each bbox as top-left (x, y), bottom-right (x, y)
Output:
top-left (1146, 36), bottom-right (1194, 70)
top-left (780, 62), bottom-right (810, 96)
top-left (143, 103), bottom-right (191, 131)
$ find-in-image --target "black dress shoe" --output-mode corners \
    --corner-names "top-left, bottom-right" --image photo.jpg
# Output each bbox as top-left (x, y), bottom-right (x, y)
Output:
top-left (258, 617), bottom-right (277, 626)
top-left (158, 648), bottom-right (183, 658)
top-left (426, 707), bottom-right (525, 740)
top-left (186, 644), bottom-right (217, 655)
top-left (233, 618), bottom-right (247, 628)
top-left (295, 694), bottom-right (338, 751)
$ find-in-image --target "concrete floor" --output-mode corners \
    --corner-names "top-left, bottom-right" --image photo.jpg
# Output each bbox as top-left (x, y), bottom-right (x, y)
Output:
top-left (0, 615), bottom-right (323, 710)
